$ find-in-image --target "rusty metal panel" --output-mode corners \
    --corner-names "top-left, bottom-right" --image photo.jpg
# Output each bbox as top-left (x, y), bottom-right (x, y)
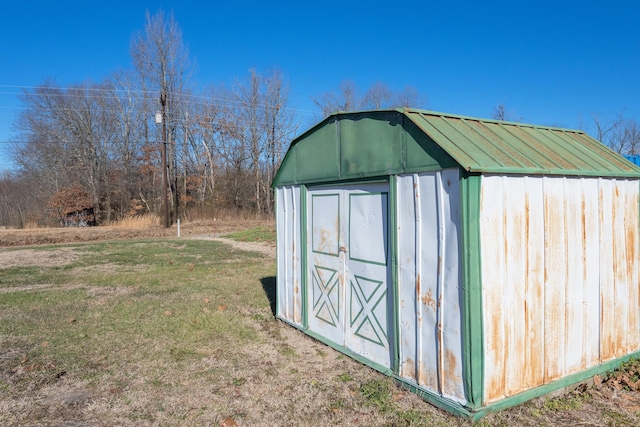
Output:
top-left (599, 179), bottom-right (640, 360)
top-left (581, 178), bottom-right (602, 369)
top-left (276, 186), bottom-right (302, 326)
top-left (625, 180), bottom-right (640, 356)
top-left (480, 175), bottom-right (548, 397)
top-left (599, 179), bottom-right (616, 359)
top-left (542, 177), bottom-right (567, 383)
top-left (480, 175), bottom-right (640, 403)
top-left (396, 169), bottom-right (466, 404)
top-left (563, 178), bottom-right (589, 375)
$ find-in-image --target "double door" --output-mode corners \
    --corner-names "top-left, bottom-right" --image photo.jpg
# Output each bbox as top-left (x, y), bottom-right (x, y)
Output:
top-left (307, 182), bottom-right (392, 368)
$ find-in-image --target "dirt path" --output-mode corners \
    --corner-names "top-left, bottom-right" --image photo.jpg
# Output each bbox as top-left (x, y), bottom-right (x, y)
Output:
top-left (188, 235), bottom-right (276, 258)
top-left (0, 236), bottom-right (274, 273)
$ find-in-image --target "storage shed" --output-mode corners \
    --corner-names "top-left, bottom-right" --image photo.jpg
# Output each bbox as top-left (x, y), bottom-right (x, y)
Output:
top-left (273, 108), bottom-right (640, 418)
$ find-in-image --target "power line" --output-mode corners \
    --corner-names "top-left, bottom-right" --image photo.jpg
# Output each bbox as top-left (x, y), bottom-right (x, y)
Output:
top-left (0, 84), bottom-right (320, 116)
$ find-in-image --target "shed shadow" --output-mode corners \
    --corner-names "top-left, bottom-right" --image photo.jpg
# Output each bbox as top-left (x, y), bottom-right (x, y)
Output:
top-left (260, 276), bottom-right (277, 317)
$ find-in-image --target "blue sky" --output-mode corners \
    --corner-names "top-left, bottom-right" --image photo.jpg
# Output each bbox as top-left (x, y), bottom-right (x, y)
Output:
top-left (1, 1), bottom-right (639, 171)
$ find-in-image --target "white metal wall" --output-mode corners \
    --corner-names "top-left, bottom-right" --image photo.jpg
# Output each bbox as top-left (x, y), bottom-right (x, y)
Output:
top-left (396, 169), bottom-right (466, 404)
top-left (276, 186), bottom-right (303, 326)
top-left (480, 175), bottom-right (640, 403)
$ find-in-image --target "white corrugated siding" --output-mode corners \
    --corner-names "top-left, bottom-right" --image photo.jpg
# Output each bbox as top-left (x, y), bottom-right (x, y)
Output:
top-left (480, 175), bottom-right (640, 403)
top-left (276, 186), bottom-right (303, 326)
top-left (396, 169), bottom-right (466, 404)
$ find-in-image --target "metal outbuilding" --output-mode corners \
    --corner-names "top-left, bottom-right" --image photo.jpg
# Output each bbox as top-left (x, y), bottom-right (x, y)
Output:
top-left (272, 108), bottom-right (640, 418)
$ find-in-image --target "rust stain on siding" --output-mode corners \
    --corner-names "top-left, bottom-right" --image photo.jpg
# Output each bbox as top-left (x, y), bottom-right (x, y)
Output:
top-left (487, 268), bottom-right (505, 401)
top-left (443, 348), bottom-right (461, 391)
top-left (418, 364), bottom-right (436, 390)
top-left (318, 228), bottom-right (329, 252)
top-left (421, 288), bottom-right (436, 310)
top-left (415, 274), bottom-right (421, 297)
top-left (582, 196), bottom-right (588, 284)
top-left (403, 358), bottom-right (416, 382)
top-left (523, 300), bottom-right (531, 387)
top-left (601, 292), bottom-right (613, 360)
top-left (626, 213), bottom-right (637, 285)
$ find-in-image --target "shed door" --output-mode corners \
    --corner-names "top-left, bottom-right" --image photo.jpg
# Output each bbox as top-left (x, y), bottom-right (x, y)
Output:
top-left (307, 183), bottom-right (392, 368)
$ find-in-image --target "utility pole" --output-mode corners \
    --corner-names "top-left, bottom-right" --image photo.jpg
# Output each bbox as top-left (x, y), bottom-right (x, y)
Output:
top-left (159, 93), bottom-right (170, 228)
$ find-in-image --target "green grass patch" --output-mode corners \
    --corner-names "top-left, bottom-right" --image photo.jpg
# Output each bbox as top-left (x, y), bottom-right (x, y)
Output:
top-left (360, 378), bottom-right (394, 412)
top-left (223, 225), bottom-right (275, 244)
top-left (0, 238), bottom-right (272, 400)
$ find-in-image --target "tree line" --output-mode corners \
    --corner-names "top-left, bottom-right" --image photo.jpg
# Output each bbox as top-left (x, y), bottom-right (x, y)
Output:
top-left (3, 11), bottom-right (305, 228)
top-left (0, 11), bottom-right (637, 229)
top-left (0, 11), bottom-right (425, 229)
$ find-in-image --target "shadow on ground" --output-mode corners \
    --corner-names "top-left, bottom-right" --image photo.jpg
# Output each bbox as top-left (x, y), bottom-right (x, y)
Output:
top-left (260, 276), bottom-right (276, 316)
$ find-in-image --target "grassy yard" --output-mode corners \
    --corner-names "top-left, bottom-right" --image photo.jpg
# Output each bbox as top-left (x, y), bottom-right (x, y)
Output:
top-left (1, 235), bottom-right (640, 426)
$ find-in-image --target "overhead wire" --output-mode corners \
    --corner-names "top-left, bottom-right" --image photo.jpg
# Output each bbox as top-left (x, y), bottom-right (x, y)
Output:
top-left (0, 84), bottom-right (320, 116)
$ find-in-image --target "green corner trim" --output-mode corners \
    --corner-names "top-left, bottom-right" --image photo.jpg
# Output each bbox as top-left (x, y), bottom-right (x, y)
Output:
top-left (460, 172), bottom-right (484, 408)
top-left (274, 189), bottom-right (281, 319)
top-left (393, 377), bottom-right (477, 419)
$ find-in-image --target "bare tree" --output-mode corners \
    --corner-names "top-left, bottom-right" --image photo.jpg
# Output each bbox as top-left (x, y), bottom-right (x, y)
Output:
top-left (130, 9), bottom-right (193, 224)
top-left (394, 86), bottom-right (426, 109)
top-left (263, 69), bottom-right (297, 213)
top-left (492, 103), bottom-right (522, 122)
top-left (593, 115), bottom-right (640, 155)
top-left (591, 113), bottom-right (624, 144)
top-left (312, 80), bottom-right (359, 117)
top-left (15, 81), bottom-right (113, 221)
top-left (618, 119), bottom-right (640, 155)
top-left (361, 81), bottom-right (394, 109)
top-left (314, 80), bottom-right (426, 117)
top-left (234, 69), bottom-right (265, 212)
top-left (102, 71), bottom-right (148, 221)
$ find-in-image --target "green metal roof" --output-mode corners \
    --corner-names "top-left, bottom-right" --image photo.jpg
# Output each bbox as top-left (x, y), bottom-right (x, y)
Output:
top-left (405, 109), bottom-right (640, 177)
top-left (273, 109), bottom-right (640, 187)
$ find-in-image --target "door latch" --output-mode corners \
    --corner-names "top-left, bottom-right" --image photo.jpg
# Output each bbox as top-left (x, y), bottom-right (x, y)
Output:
top-left (339, 245), bottom-right (348, 253)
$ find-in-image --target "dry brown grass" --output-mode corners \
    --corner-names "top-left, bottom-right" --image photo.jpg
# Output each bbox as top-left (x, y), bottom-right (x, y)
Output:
top-left (107, 214), bottom-right (161, 229)
top-left (22, 221), bottom-right (42, 229)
